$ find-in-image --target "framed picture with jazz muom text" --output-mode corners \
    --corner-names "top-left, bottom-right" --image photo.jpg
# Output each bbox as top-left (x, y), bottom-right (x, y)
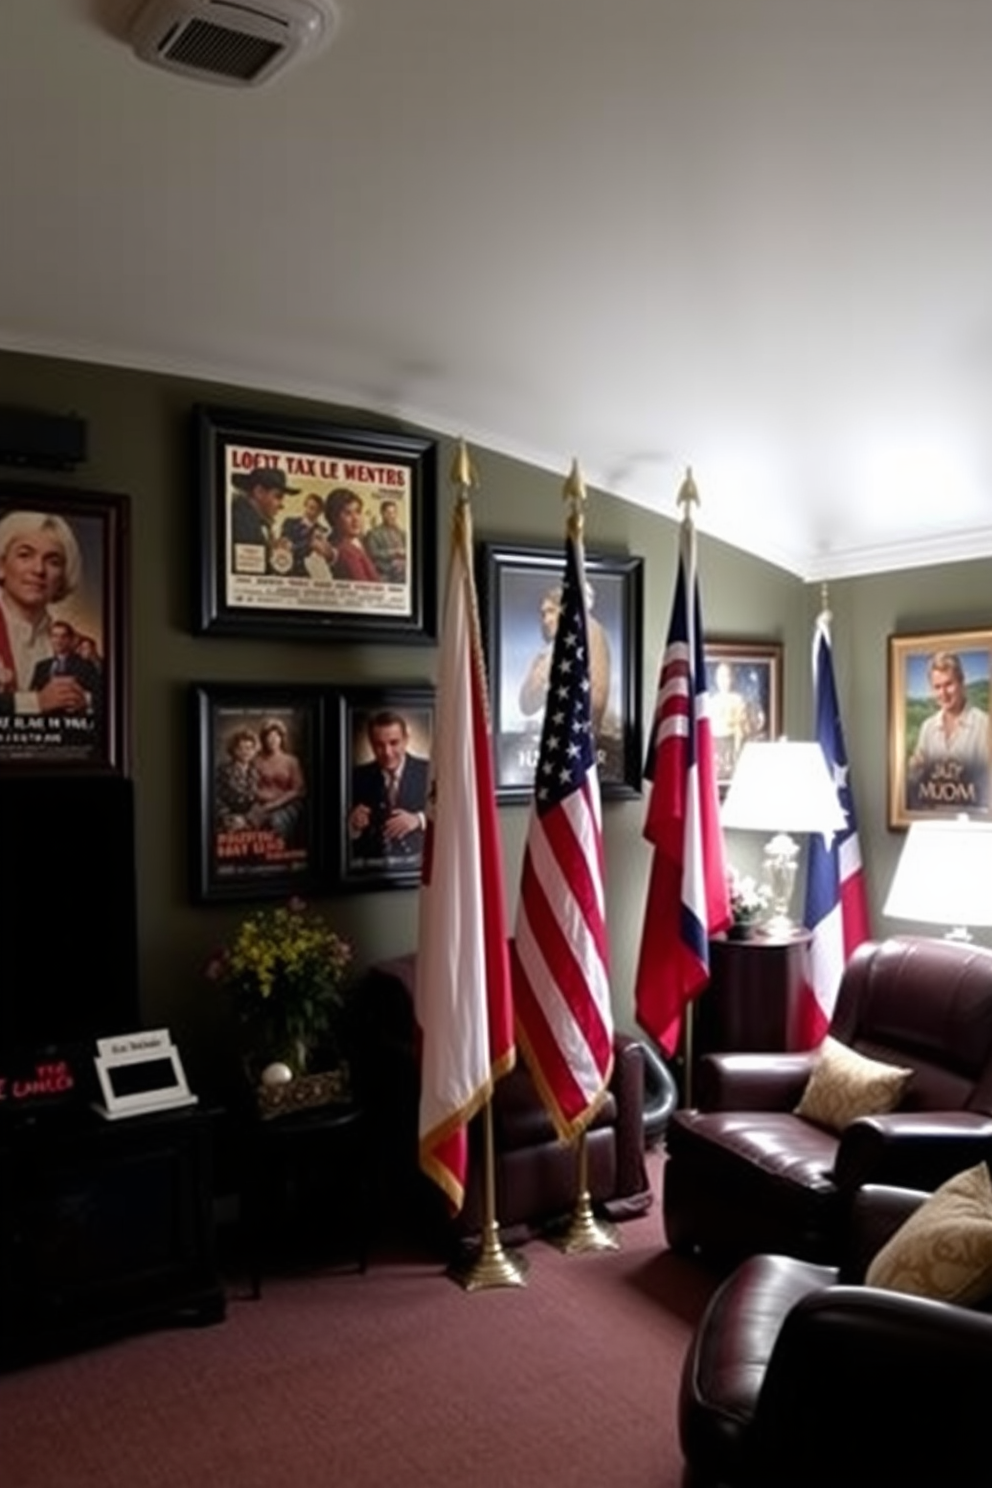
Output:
top-left (194, 404), bottom-right (437, 644)
top-left (0, 483), bottom-right (129, 772)
top-left (478, 542), bottom-right (644, 803)
top-left (334, 684), bottom-right (435, 892)
top-left (888, 630), bottom-right (992, 828)
top-left (703, 641), bottom-right (783, 796)
top-left (190, 684), bottom-right (326, 903)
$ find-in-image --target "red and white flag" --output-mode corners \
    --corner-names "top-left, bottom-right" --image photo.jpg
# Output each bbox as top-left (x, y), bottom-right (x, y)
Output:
top-left (798, 608), bottom-right (871, 1045)
top-left (415, 490), bottom-right (514, 1213)
top-left (512, 508), bottom-right (614, 1141)
top-left (635, 513), bottom-right (730, 1056)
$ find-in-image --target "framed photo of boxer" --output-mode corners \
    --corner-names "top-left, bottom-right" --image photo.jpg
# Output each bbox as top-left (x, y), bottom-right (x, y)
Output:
top-left (334, 685), bottom-right (435, 891)
top-left (194, 404), bottom-right (437, 644)
top-left (191, 684), bottom-right (326, 902)
top-left (0, 483), bottom-right (129, 772)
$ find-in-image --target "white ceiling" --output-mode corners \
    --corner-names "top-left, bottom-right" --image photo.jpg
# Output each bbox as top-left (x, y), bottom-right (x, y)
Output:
top-left (2, 0), bottom-right (992, 579)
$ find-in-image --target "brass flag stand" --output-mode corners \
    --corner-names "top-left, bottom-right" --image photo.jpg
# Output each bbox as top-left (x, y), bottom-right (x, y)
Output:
top-left (549, 1128), bottom-right (620, 1254)
top-left (448, 1097), bottom-right (528, 1291)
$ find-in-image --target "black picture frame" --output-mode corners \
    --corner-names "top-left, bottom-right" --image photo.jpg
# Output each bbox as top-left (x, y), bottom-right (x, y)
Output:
top-left (190, 684), bottom-right (326, 903)
top-left (333, 684), bottom-right (435, 891)
top-left (0, 483), bottom-right (129, 773)
top-left (194, 405), bottom-right (437, 643)
top-left (478, 541), bottom-right (644, 803)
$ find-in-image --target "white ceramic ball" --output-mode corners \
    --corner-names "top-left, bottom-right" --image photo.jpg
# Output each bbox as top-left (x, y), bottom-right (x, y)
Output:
top-left (260, 1061), bottom-right (294, 1088)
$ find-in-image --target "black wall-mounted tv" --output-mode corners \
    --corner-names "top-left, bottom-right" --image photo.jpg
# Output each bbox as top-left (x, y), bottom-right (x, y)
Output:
top-left (0, 775), bottom-right (140, 1059)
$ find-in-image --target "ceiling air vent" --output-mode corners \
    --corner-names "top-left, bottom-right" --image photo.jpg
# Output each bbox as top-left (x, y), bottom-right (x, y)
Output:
top-left (128, 0), bottom-right (338, 87)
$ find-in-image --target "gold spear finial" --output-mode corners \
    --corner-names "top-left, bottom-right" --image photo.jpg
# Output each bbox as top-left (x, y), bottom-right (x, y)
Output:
top-left (563, 457), bottom-right (587, 540)
top-left (449, 437), bottom-right (478, 494)
top-left (677, 465), bottom-right (700, 519)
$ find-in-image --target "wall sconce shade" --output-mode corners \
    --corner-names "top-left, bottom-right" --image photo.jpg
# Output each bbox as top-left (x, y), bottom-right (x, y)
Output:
top-left (883, 817), bottom-right (992, 941)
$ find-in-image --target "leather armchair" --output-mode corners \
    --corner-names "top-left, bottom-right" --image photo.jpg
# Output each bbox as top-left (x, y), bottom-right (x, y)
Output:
top-left (664, 936), bottom-right (992, 1264)
top-left (679, 1183), bottom-right (992, 1488)
top-left (355, 953), bottom-right (661, 1248)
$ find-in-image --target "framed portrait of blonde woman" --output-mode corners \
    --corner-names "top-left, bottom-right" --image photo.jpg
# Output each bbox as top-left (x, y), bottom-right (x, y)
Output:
top-left (888, 630), bottom-right (992, 829)
top-left (0, 483), bottom-right (129, 772)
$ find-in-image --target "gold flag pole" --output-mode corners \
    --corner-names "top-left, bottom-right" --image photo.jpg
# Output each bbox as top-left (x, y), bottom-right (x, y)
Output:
top-left (444, 438), bottom-right (527, 1293)
top-left (547, 459), bottom-right (620, 1256)
top-left (678, 467), bottom-right (700, 1112)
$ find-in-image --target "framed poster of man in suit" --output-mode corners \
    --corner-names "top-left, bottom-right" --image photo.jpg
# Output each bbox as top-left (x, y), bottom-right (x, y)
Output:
top-left (335, 685), bottom-right (434, 890)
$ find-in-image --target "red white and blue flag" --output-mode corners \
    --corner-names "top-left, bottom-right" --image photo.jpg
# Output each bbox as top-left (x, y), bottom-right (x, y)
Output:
top-left (799, 608), bottom-right (871, 1046)
top-left (512, 512), bottom-right (614, 1141)
top-left (635, 515), bottom-right (730, 1056)
top-left (415, 488), bottom-right (515, 1212)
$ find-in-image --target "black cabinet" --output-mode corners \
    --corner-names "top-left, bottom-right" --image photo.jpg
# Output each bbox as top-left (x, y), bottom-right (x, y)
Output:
top-left (240, 1100), bottom-right (370, 1296)
top-left (696, 932), bottom-right (813, 1058)
top-left (0, 1105), bottom-right (225, 1364)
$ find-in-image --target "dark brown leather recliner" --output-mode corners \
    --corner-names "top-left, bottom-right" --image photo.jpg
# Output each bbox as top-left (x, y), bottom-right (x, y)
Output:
top-left (664, 937), bottom-right (992, 1265)
top-left (356, 953), bottom-right (665, 1248)
top-left (679, 1183), bottom-right (992, 1488)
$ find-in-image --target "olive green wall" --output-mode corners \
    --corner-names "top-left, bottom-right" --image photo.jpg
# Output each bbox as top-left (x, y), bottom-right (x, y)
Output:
top-left (11, 346), bottom-right (987, 1092)
top-left (811, 560), bottom-right (992, 949)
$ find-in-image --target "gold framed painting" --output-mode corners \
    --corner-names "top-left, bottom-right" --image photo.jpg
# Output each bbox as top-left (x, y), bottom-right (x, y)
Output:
top-left (888, 630), bottom-right (992, 828)
top-left (703, 641), bottom-right (783, 795)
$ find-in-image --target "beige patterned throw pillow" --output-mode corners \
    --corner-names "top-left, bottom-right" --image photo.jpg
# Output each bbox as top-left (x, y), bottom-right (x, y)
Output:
top-left (866, 1162), bottom-right (992, 1305)
top-left (793, 1035), bottom-right (912, 1132)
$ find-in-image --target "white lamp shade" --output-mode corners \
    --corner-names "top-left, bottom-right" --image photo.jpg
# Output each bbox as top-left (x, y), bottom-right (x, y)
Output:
top-left (720, 740), bottom-right (847, 835)
top-left (883, 817), bottom-right (992, 930)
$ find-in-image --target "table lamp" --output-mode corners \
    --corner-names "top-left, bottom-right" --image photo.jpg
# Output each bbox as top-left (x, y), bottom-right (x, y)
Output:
top-left (720, 739), bottom-right (847, 940)
top-left (883, 816), bottom-right (992, 942)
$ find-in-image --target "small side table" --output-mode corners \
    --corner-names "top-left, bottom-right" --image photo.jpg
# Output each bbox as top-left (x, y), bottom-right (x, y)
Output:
top-left (696, 930), bottom-right (812, 1059)
top-left (240, 1099), bottom-right (370, 1298)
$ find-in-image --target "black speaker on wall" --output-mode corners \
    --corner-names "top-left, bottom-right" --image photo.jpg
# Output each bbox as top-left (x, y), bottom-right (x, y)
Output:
top-left (0, 775), bottom-right (140, 1057)
top-left (0, 406), bottom-right (87, 471)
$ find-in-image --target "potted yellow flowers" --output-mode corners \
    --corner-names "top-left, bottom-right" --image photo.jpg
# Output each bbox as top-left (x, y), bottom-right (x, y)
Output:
top-left (207, 898), bottom-right (354, 1084)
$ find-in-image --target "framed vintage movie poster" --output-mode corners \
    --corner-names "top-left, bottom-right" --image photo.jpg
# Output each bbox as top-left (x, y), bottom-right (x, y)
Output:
top-left (478, 542), bottom-right (643, 803)
top-left (191, 684), bottom-right (325, 902)
top-left (332, 684), bottom-right (435, 891)
top-left (703, 640), bottom-right (783, 796)
top-left (0, 483), bottom-right (128, 772)
top-left (194, 405), bottom-right (437, 643)
top-left (888, 630), bottom-right (992, 828)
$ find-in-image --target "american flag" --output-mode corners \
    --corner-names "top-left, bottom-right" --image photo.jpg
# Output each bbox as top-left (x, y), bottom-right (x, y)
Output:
top-left (798, 608), bottom-right (871, 1046)
top-left (415, 486), bottom-right (515, 1212)
top-left (512, 518), bottom-right (614, 1141)
top-left (634, 512), bottom-right (730, 1056)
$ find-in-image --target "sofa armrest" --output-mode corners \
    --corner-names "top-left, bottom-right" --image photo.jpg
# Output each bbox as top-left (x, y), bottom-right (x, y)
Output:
top-left (840, 1184), bottom-right (929, 1282)
top-left (833, 1111), bottom-right (992, 1192)
top-left (696, 1050), bottom-right (816, 1111)
top-left (609, 1034), bottom-right (650, 1205)
top-left (751, 1285), bottom-right (992, 1487)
